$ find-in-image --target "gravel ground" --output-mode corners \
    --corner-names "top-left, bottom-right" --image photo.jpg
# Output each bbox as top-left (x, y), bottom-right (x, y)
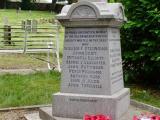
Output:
top-left (0, 109), bottom-right (37, 120)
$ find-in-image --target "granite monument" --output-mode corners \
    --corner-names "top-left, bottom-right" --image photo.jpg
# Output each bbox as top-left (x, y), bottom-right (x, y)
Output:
top-left (40, 0), bottom-right (130, 120)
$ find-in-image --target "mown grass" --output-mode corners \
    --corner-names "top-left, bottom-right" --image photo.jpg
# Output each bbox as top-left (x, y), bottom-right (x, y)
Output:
top-left (0, 71), bottom-right (60, 108)
top-left (0, 70), bottom-right (159, 109)
top-left (0, 72), bottom-right (159, 108)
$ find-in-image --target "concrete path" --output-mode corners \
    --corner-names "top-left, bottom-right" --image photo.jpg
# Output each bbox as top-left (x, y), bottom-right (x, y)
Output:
top-left (0, 68), bottom-right (49, 75)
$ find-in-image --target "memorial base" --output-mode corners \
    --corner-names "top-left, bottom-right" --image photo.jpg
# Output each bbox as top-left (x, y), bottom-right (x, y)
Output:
top-left (40, 88), bottom-right (130, 120)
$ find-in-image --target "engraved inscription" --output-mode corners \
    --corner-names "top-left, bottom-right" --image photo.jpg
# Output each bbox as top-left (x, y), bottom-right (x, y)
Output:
top-left (62, 28), bottom-right (108, 92)
top-left (108, 28), bottom-right (123, 84)
top-left (71, 5), bottom-right (96, 19)
top-left (69, 98), bottom-right (98, 103)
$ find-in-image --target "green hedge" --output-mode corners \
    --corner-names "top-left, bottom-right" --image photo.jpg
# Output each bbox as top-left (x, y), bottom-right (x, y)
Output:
top-left (120, 0), bottom-right (160, 87)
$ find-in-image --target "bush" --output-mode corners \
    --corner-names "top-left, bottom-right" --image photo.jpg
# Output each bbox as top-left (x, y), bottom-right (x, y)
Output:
top-left (21, 0), bottom-right (33, 10)
top-left (121, 0), bottom-right (160, 87)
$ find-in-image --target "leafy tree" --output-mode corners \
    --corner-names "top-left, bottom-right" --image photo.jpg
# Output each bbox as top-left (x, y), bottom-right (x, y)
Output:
top-left (120, 0), bottom-right (160, 87)
top-left (21, 0), bottom-right (32, 10)
top-left (108, 0), bottom-right (119, 2)
top-left (0, 0), bottom-right (7, 8)
top-left (68, 0), bottom-right (77, 4)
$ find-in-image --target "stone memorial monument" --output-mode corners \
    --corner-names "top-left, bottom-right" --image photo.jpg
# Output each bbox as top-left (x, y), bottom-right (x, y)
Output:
top-left (26, 20), bottom-right (32, 32)
top-left (21, 20), bottom-right (26, 30)
top-left (40, 0), bottom-right (130, 120)
top-left (3, 17), bottom-right (11, 45)
top-left (23, 20), bottom-right (38, 32)
top-left (32, 20), bottom-right (38, 33)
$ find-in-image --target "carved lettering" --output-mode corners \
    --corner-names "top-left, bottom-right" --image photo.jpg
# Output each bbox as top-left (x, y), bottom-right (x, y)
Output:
top-left (71, 5), bottom-right (96, 19)
top-left (63, 28), bottom-right (108, 92)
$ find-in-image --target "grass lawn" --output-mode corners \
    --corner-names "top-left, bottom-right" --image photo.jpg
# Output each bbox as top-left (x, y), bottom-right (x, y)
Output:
top-left (0, 53), bottom-right (60, 69)
top-left (0, 9), bottom-right (64, 69)
top-left (0, 71), bottom-right (60, 108)
top-left (0, 9), bottom-right (55, 24)
top-left (0, 70), bottom-right (159, 108)
top-left (129, 85), bottom-right (160, 108)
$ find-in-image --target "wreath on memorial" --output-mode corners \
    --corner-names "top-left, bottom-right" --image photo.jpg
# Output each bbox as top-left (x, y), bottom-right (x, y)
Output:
top-left (83, 114), bottom-right (112, 120)
top-left (83, 113), bottom-right (160, 120)
top-left (133, 114), bottom-right (160, 120)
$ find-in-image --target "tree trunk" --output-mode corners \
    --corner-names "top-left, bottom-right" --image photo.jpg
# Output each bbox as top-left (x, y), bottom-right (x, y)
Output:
top-left (51, 0), bottom-right (57, 10)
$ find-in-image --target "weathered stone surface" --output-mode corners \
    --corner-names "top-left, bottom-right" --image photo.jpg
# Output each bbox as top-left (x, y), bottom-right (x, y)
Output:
top-left (26, 20), bottom-right (32, 32)
top-left (57, 1), bottom-right (127, 27)
top-left (61, 27), bottom-right (123, 95)
top-left (53, 88), bottom-right (130, 120)
top-left (38, 105), bottom-right (149, 120)
top-left (40, 107), bottom-right (81, 120)
top-left (25, 113), bottom-right (41, 120)
top-left (25, 101), bottom-right (160, 120)
top-left (39, 107), bottom-right (54, 120)
top-left (32, 20), bottom-right (38, 33)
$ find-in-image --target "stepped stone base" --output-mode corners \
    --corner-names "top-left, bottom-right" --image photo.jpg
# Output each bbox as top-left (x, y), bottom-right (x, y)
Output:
top-left (25, 105), bottom-right (149, 120)
top-left (39, 88), bottom-right (130, 120)
top-left (39, 107), bottom-right (80, 120)
top-left (52, 88), bottom-right (130, 120)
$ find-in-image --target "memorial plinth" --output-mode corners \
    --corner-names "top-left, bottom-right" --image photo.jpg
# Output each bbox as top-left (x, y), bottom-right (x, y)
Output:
top-left (40, 0), bottom-right (130, 120)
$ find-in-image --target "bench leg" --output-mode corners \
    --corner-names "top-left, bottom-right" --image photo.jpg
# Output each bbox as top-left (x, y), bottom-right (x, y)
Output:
top-left (47, 50), bottom-right (52, 70)
top-left (56, 51), bottom-right (61, 72)
top-left (47, 50), bottom-right (61, 72)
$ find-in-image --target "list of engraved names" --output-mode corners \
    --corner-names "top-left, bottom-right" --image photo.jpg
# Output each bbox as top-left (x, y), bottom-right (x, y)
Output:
top-left (63, 28), bottom-right (108, 90)
top-left (108, 28), bottom-right (123, 85)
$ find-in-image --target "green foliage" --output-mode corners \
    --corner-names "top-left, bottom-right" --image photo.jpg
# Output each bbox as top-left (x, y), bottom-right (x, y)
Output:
top-left (67, 0), bottom-right (77, 4)
top-left (21, 0), bottom-right (33, 10)
top-left (0, 0), bottom-right (7, 8)
top-left (108, 0), bottom-right (119, 3)
top-left (121, 0), bottom-right (160, 86)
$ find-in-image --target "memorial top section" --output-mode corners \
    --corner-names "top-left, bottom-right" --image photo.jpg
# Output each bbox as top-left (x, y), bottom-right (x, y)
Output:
top-left (78, 0), bottom-right (107, 2)
top-left (57, 1), bottom-right (127, 27)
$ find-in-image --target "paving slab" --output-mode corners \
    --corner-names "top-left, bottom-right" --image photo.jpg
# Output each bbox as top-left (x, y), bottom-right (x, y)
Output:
top-left (25, 113), bottom-right (41, 120)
